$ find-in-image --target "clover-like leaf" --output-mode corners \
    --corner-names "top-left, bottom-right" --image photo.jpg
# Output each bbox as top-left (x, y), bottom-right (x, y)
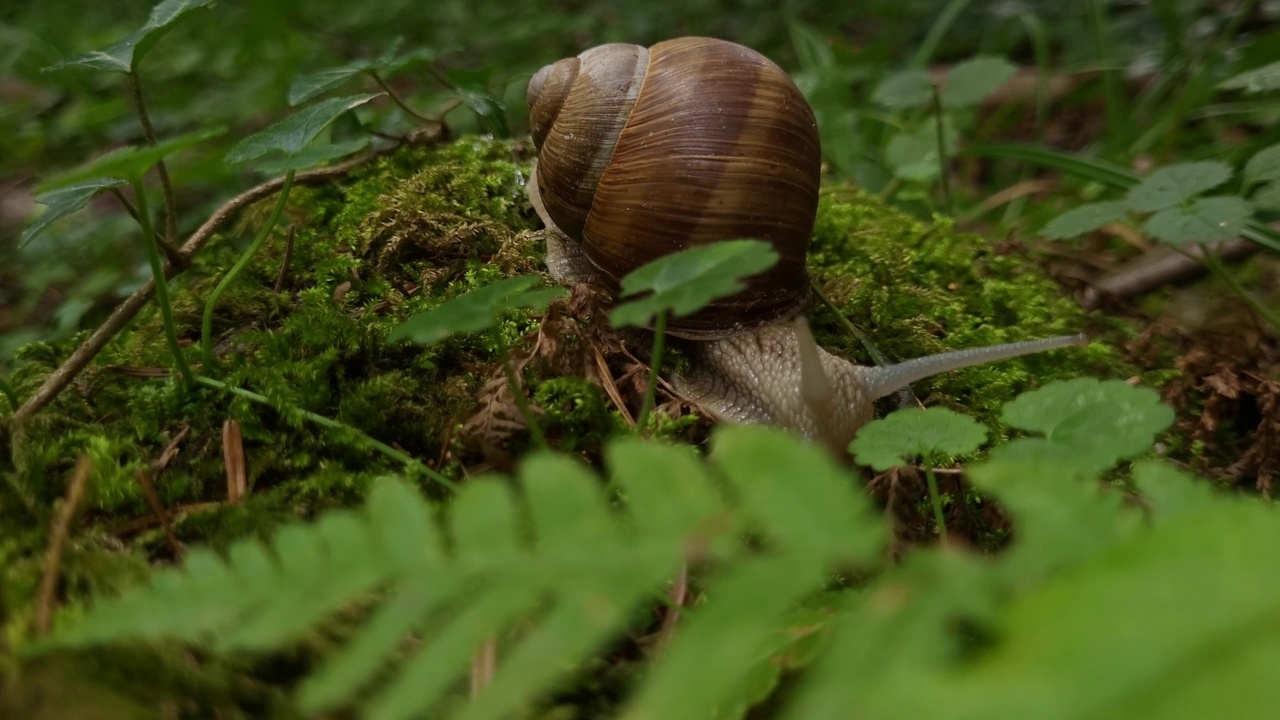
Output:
top-left (941, 56), bottom-right (1017, 108)
top-left (999, 377), bottom-right (1175, 473)
top-left (1039, 201), bottom-right (1130, 240)
top-left (21, 178), bottom-right (126, 248)
top-left (38, 127), bottom-right (226, 192)
top-left (253, 138), bottom-right (370, 175)
top-left (849, 407), bottom-right (988, 472)
top-left (871, 69), bottom-right (933, 109)
top-left (388, 275), bottom-right (567, 346)
top-left (1218, 59), bottom-right (1280, 94)
top-left (1243, 143), bottom-right (1280, 186)
top-left (225, 94), bottom-right (382, 164)
top-left (44, 0), bottom-right (215, 74)
top-left (288, 44), bottom-right (442, 105)
top-left (1142, 196), bottom-right (1252, 245)
top-left (608, 240), bottom-right (780, 328)
top-left (1124, 161), bottom-right (1232, 213)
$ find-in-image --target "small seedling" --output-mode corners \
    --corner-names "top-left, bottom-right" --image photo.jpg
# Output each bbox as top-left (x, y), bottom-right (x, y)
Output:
top-left (608, 239), bottom-right (781, 434)
top-left (849, 407), bottom-right (989, 542)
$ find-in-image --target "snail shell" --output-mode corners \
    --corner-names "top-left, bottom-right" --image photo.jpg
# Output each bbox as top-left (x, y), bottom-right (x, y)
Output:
top-left (526, 37), bottom-right (822, 339)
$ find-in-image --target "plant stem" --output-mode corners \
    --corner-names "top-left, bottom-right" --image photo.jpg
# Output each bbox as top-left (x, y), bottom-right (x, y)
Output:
top-left (128, 71), bottom-right (185, 267)
top-left (1193, 243), bottom-right (1280, 332)
top-left (929, 83), bottom-right (954, 216)
top-left (0, 373), bottom-right (16, 411)
top-left (131, 176), bottom-right (193, 386)
top-left (501, 354), bottom-right (548, 450)
top-left (909, 0), bottom-right (974, 68)
top-left (193, 374), bottom-right (459, 492)
top-left (923, 461), bottom-right (950, 544)
top-left (637, 311), bottom-right (667, 436)
top-left (370, 71), bottom-right (438, 125)
top-left (201, 170), bottom-right (296, 370)
top-left (1086, 0), bottom-right (1128, 151)
top-left (108, 187), bottom-right (142, 224)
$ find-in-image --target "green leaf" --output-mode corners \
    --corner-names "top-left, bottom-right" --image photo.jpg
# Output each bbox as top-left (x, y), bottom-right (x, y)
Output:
top-left (849, 407), bottom-right (988, 471)
top-left (1129, 460), bottom-right (1220, 525)
top-left (1218, 59), bottom-right (1280, 94)
top-left (387, 275), bottom-right (567, 346)
top-left (449, 69), bottom-right (510, 137)
top-left (999, 378), bottom-right (1175, 474)
top-left (290, 44), bottom-right (442, 105)
top-left (608, 239), bottom-right (780, 328)
top-left (1124, 161), bottom-right (1233, 212)
top-left (1243, 143), bottom-right (1280, 185)
top-left (941, 56), bottom-right (1018, 108)
top-left (1142, 196), bottom-right (1252, 245)
top-left (1039, 201), bottom-right (1130, 240)
top-left (1252, 180), bottom-right (1280, 211)
top-left (38, 127), bottom-right (227, 191)
top-left (885, 120), bottom-right (957, 182)
top-left (885, 501), bottom-right (1280, 720)
top-left (252, 138), bottom-right (369, 175)
top-left (21, 178), bottom-right (125, 248)
top-left (224, 94), bottom-right (382, 164)
top-left (871, 69), bottom-right (934, 108)
top-left (44, 0), bottom-right (215, 74)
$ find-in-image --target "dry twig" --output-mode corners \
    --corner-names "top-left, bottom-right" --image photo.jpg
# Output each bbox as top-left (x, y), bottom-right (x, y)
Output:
top-left (34, 456), bottom-right (93, 636)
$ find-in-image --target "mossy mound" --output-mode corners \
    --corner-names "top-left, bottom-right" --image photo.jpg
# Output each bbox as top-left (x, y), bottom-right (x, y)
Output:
top-left (0, 137), bottom-right (1140, 689)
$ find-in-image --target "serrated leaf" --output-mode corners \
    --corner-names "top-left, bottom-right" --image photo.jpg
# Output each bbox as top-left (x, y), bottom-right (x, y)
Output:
top-left (1142, 196), bottom-right (1252, 245)
top-left (253, 138), bottom-right (369, 175)
top-left (1039, 201), bottom-right (1130, 240)
top-left (941, 56), bottom-right (1018, 108)
top-left (608, 239), bottom-right (780, 328)
top-left (224, 94), bottom-right (381, 164)
top-left (21, 178), bottom-right (125, 248)
top-left (44, 0), bottom-right (215, 74)
top-left (1000, 378), bottom-right (1174, 474)
top-left (1243, 143), bottom-right (1280, 185)
top-left (1124, 161), bottom-right (1233, 212)
top-left (387, 275), bottom-right (567, 346)
top-left (1218, 59), bottom-right (1280, 94)
top-left (37, 127), bottom-right (226, 191)
top-left (871, 69), bottom-right (934, 108)
top-left (849, 407), bottom-right (988, 471)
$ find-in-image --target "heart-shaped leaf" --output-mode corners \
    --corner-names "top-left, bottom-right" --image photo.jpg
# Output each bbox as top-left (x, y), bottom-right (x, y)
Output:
top-left (21, 178), bottom-right (126, 248)
top-left (225, 94), bottom-right (382, 165)
top-left (997, 378), bottom-right (1174, 474)
top-left (849, 407), bottom-right (988, 471)
top-left (388, 275), bottom-right (567, 346)
top-left (38, 127), bottom-right (226, 192)
top-left (44, 0), bottom-right (215, 74)
top-left (608, 240), bottom-right (780, 328)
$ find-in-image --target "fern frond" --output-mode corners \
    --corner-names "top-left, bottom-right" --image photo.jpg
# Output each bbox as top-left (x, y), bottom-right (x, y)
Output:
top-left (43, 425), bottom-right (886, 719)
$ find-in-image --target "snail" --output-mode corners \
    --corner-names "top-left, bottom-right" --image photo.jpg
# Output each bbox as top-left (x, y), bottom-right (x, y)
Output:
top-left (524, 36), bottom-right (1086, 453)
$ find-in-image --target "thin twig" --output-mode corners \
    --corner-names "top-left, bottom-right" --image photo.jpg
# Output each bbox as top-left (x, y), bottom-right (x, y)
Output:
top-left (128, 71), bottom-right (186, 269)
top-left (273, 225), bottom-right (296, 293)
top-left (1081, 238), bottom-right (1260, 309)
top-left (136, 468), bottom-right (183, 559)
top-left (107, 186), bottom-right (142, 224)
top-left (34, 456), bottom-right (93, 636)
top-left (370, 71), bottom-right (439, 125)
top-left (10, 148), bottom-right (392, 426)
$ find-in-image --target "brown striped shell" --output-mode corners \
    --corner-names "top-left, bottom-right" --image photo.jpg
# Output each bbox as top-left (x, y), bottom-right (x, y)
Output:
top-left (526, 37), bottom-right (822, 339)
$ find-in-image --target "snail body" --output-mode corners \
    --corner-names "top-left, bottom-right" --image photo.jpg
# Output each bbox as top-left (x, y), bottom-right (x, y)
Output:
top-left (526, 37), bottom-right (1085, 452)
